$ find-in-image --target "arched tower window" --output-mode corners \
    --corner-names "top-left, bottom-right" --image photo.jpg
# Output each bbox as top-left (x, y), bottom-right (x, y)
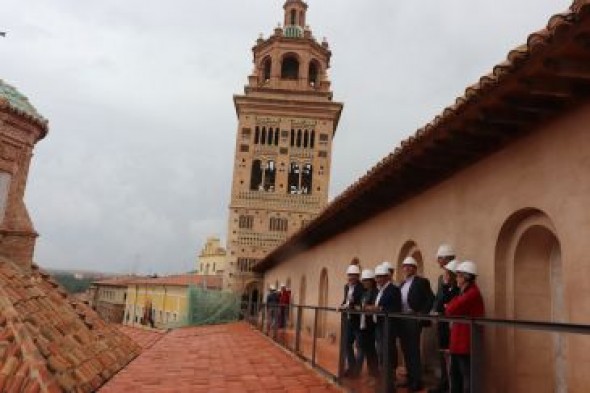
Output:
top-left (268, 128), bottom-right (274, 145)
top-left (281, 55), bottom-right (299, 80)
top-left (308, 60), bottom-right (319, 87)
top-left (290, 130), bottom-right (295, 147)
top-left (254, 127), bottom-right (260, 144)
top-left (301, 164), bottom-right (313, 194)
top-left (296, 129), bottom-right (302, 147)
top-left (264, 160), bottom-right (276, 191)
top-left (310, 130), bottom-right (315, 149)
top-left (303, 130), bottom-right (309, 148)
top-left (261, 127), bottom-right (267, 145)
top-left (250, 159), bottom-right (263, 191)
top-left (288, 163), bottom-right (300, 194)
top-left (290, 9), bottom-right (297, 25)
top-left (262, 57), bottom-right (272, 82)
top-left (274, 129), bottom-right (279, 146)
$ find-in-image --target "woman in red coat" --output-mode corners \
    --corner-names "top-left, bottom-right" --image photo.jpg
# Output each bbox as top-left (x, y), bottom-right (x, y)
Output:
top-left (445, 261), bottom-right (484, 393)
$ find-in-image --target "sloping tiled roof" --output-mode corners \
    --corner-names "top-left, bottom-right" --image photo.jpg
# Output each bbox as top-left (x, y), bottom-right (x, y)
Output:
top-left (255, 0), bottom-right (590, 272)
top-left (0, 258), bottom-right (141, 392)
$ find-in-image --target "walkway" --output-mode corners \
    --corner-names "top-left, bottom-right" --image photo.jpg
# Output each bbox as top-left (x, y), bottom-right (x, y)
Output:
top-left (100, 323), bottom-right (342, 393)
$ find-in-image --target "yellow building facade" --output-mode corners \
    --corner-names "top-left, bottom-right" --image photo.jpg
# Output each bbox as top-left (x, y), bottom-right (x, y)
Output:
top-left (123, 275), bottom-right (222, 329)
top-left (197, 236), bottom-right (227, 275)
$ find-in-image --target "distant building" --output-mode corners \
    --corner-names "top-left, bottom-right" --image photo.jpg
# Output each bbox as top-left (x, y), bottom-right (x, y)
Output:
top-left (89, 278), bottom-right (130, 323)
top-left (123, 274), bottom-right (222, 329)
top-left (197, 236), bottom-right (227, 275)
top-left (225, 0), bottom-right (343, 297)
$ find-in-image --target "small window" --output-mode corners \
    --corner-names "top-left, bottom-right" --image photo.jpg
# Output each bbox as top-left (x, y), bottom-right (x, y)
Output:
top-left (240, 145), bottom-right (249, 152)
top-left (319, 133), bottom-right (329, 142)
top-left (239, 215), bottom-right (254, 229)
top-left (318, 151), bottom-right (328, 158)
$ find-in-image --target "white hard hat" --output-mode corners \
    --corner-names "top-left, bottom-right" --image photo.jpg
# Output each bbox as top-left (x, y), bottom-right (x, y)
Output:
top-left (375, 265), bottom-right (389, 276)
top-left (456, 260), bottom-right (477, 276)
top-left (361, 269), bottom-right (375, 280)
top-left (437, 244), bottom-right (455, 258)
top-left (381, 261), bottom-right (394, 271)
top-left (269, 285), bottom-right (276, 291)
top-left (444, 259), bottom-right (459, 273)
top-left (402, 256), bottom-right (418, 267)
top-left (346, 265), bottom-right (361, 275)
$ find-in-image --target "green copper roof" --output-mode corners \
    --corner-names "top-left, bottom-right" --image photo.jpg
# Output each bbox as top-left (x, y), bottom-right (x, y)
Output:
top-left (284, 25), bottom-right (303, 38)
top-left (0, 79), bottom-right (45, 122)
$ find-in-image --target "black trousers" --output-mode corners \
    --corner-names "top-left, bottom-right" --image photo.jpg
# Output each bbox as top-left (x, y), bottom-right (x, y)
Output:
top-left (399, 319), bottom-right (423, 390)
top-left (450, 354), bottom-right (470, 393)
top-left (359, 327), bottom-right (379, 377)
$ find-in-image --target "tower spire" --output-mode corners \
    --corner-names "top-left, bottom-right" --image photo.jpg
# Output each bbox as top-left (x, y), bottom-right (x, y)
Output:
top-left (283, 0), bottom-right (308, 29)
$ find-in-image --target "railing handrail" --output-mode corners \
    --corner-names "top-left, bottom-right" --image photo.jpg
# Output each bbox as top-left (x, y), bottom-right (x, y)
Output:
top-left (254, 301), bottom-right (590, 335)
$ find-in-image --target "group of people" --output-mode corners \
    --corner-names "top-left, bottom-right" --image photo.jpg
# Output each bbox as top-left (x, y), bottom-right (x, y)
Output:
top-left (339, 245), bottom-right (485, 393)
top-left (266, 283), bottom-right (292, 330)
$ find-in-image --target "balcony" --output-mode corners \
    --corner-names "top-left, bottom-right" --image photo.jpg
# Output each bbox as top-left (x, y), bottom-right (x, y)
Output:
top-left (234, 190), bottom-right (322, 211)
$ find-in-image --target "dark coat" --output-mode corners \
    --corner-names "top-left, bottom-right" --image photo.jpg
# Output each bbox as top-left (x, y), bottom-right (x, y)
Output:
top-left (341, 283), bottom-right (364, 328)
top-left (400, 275), bottom-right (435, 314)
top-left (375, 282), bottom-right (402, 334)
top-left (433, 274), bottom-right (460, 348)
top-left (360, 287), bottom-right (378, 330)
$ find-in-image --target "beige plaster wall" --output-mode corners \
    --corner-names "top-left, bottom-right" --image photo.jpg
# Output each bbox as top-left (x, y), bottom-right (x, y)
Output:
top-left (263, 102), bottom-right (590, 392)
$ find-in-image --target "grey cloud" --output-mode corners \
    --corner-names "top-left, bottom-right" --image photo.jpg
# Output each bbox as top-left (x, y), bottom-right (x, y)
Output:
top-left (1, 0), bottom-right (571, 273)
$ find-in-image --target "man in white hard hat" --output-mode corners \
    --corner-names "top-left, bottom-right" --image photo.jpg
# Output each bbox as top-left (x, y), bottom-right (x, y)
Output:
top-left (381, 261), bottom-right (395, 282)
top-left (445, 261), bottom-right (484, 393)
top-left (366, 263), bottom-right (402, 391)
top-left (340, 263), bottom-right (364, 377)
top-left (358, 269), bottom-right (379, 379)
top-left (398, 256), bottom-right (434, 392)
top-left (266, 284), bottom-right (280, 333)
top-left (430, 244), bottom-right (457, 393)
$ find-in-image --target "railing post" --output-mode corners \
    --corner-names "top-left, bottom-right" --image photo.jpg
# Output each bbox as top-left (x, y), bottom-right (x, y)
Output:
top-left (273, 304), bottom-right (279, 341)
top-left (312, 307), bottom-right (319, 367)
top-left (338, 309), bottom-right (347, 380)
top-left (471, 320), bottom-right (483, 393)
top-left (261, 303), bottom-right (266, 334)
top-left (295, 305), bottom-right (303, 353)
top-left (381, 311), bottom-right (393, 393)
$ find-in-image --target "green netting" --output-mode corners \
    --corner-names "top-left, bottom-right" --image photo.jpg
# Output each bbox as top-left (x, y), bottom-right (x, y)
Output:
top-left (183, 285), bottom-right (241, 326)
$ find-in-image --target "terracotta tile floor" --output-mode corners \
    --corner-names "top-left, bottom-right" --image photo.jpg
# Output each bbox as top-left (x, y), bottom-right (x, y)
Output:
top-left (116, 324), bottom-right (166, 349)
top-left (100, 323), bottom-right (342, 393)
top-left (262, 325), bottom-right (432, 393)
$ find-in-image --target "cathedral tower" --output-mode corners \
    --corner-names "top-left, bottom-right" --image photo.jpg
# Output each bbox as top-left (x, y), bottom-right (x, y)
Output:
top-left (226, 0), bottom-right (343, 294)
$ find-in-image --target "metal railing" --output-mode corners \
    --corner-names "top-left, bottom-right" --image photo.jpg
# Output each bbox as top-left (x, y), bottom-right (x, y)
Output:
top-left (240, 301), bottom-right (590, 393)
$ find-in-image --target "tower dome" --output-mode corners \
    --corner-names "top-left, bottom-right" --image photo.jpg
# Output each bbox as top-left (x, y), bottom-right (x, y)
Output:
top-left (0, 79), bottom-right (46, 124)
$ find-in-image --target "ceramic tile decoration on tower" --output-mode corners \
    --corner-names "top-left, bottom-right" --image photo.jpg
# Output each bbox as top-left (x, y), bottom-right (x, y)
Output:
top-left (225, 0), bottom-right (343, 298)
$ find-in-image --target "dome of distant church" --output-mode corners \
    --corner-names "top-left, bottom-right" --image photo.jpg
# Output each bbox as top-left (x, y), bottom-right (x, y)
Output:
top-left (0, 79), bottom-right (46, 123)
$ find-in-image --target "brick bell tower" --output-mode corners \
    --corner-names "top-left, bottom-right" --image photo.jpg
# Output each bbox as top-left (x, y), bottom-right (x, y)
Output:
top-left (225, 0), bottom-right (343, 295)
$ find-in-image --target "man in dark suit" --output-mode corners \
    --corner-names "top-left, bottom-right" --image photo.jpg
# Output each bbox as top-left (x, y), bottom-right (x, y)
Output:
top-left (371, 263), bottom-right (402, 391)
top-left (398, 256), bottom-right (434, 392)
top-left (340, 263), bottom-right (364, 377)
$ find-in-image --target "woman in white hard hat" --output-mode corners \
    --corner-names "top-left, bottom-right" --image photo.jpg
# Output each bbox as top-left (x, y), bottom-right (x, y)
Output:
top-left (444, 261), bottom-right (485, 393)
top-left (358, 269), bottom-right (380, 379)
top-left (430, 260), bottom-right (460, 393)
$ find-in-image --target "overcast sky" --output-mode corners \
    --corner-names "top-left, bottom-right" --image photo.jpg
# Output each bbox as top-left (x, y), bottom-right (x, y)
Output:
top-left (1, 0), bottom-right (571, 274)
